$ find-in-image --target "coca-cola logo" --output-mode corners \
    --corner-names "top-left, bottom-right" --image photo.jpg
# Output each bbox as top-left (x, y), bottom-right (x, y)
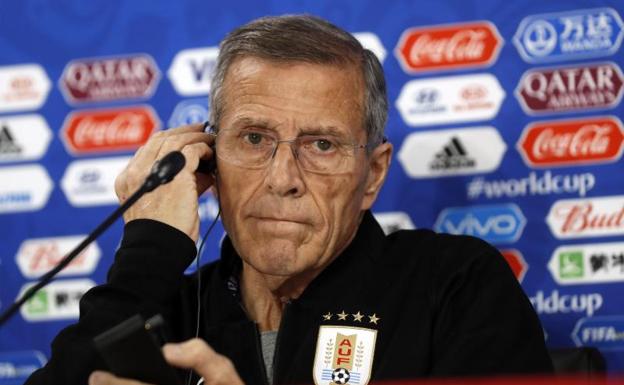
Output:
top-left (395, 21), bottom-right (503, 73)
top-left (61, 105), bottom-right (159, 154)
top-left (60, 54), bottom-right (161, 104)
top-left (516, 62), bottom-right (624, 114)
top-left (517, 116), bottom-right (624, 167)
top-left (547, 196), bottom-right (624, 239)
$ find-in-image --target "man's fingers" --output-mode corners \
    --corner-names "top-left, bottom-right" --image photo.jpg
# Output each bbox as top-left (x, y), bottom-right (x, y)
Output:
top-left (88, 371), bottom-right (148, 385)
top-left (145, 131), bottom-right (213, 165)
top-left (128, 124), bottom-right (212, 177)
top-left (163, 339), bottom-right (244, 385)
top-left (165, 122), bottom-right (207, 135)
top-left (179, 142), bottom-right (216, 193)
top-left (117, 131), bottom-right (213, 195)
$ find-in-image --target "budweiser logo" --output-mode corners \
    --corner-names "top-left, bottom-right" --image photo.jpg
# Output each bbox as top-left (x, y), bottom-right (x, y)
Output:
top-left (395, 21), bottom-right (502, 73)
top-left (547, 196), bottom-right (624, 239)
top-left (61, 106), bottom-right (159, 154)
top-left (60, 54), bottom-right (160, 103)
top-left (26, 243), bottom-right (88, 271)
top-left (556, 204), bottom-right (624, 234)
top-left (518, 116), bottom-right (624, 167)
top-left (516, 62), bottom-right (624, 114)
top-left (15, 236), bottom-right (101, 278)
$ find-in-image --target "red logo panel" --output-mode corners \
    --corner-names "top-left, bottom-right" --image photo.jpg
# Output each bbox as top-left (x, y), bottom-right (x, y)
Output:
top-left (62, 105), bottom-right (159, 154)
top-left (500, 249), bottom-right (528, 282)
top-left (395, 21), bottom-right (503, 73)
top-left (517, 116), bottom-right (624, 167)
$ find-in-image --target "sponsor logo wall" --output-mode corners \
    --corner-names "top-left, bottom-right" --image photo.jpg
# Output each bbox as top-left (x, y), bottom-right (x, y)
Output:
top-left (1, 0), bottom-right (623, 375)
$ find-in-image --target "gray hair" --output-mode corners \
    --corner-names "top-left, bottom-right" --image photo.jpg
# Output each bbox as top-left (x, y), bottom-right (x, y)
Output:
top-left (209, 14), bottom-right (387, 146)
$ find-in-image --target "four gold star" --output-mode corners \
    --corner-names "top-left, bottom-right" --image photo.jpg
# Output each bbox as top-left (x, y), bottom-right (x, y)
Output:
top-left (368, 313), bottom-right (380, 324)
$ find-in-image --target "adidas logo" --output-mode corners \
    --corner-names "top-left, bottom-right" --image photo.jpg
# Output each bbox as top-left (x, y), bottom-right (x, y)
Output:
top-left (0, 124), bottom-right (22, 155)
top-left (429, 136), bottom-right (475, 170)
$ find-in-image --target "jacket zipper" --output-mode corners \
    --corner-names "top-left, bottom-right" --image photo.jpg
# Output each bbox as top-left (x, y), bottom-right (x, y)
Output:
top-left (231, 295), bottom-right (269, 385)
top-left (271, 302), bottom-right (291, 385)
top-left (253, 325), bottom-right (270, 385)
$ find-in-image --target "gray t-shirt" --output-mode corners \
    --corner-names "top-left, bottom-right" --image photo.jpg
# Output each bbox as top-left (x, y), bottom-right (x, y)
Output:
top-left (260, 331), bottom-right (278, 385)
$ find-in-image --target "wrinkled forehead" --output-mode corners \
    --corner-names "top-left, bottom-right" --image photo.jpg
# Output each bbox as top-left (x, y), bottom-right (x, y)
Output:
top-left (219, 56), bottom-right (366, 135)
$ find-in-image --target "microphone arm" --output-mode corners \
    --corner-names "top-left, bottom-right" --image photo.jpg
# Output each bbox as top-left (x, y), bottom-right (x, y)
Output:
top-left (0, 151), bottom-right (186, 327)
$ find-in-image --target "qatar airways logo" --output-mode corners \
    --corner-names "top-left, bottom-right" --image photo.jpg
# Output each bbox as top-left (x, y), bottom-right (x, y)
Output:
top-left (60, 54), bottom-right (160, 104)
top-left (547, 195), bottom-right (624, 239)
top-left (516, 62), bottom-right (624, 114)
top-left (395, 21), bottom-right (503, 73)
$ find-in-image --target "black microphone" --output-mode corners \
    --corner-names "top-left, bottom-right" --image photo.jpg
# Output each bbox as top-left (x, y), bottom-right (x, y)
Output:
top-left (0, 151), bottom-right (186, 327)
top-left (143, 151), bottom-right (186, 192)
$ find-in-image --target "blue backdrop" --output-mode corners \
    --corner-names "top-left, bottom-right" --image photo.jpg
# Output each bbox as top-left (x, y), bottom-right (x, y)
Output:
top-left (1, 0), bottom-right (623, 382)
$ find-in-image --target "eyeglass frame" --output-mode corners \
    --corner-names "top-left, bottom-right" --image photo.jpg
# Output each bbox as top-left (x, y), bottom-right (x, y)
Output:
top-left (201, 121), bottom-right (387, 174)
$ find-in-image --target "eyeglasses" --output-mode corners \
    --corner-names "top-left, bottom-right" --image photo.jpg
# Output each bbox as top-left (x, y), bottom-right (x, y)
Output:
top-left (205, 125), bottom-right (374, 175)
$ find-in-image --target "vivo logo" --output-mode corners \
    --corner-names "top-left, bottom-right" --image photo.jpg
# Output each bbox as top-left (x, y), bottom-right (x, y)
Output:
top-left (434, 203), bottom-right (526, 244)
top-left (167, 47), bottom-right (219, 96)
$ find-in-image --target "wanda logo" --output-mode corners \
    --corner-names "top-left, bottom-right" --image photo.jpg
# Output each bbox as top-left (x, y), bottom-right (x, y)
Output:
top-left (517, 116), bottom-right (624, 167)
top-left (62, 105), bottom-right (159, 154)
top-left (395, 21), bottom-right (503, 73)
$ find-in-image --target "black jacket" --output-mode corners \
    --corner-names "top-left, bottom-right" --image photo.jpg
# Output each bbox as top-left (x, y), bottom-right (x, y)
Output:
top-left (26, 211), bottom-right (552, 385)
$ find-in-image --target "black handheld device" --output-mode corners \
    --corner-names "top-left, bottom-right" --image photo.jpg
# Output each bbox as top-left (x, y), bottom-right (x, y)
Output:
top-left (197, 121), bottom-right (217, 175)
top-left (196, 156), bottom-right (216, 175)
top-left (93, 314), bottom-right (182, 385)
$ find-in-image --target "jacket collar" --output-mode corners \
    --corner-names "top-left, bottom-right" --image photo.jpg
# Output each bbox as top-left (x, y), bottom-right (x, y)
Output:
top-left (216, 210), bottom-right (386, 304)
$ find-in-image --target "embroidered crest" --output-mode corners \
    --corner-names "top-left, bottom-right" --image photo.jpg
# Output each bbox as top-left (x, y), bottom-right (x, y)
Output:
top-left (313, 325), bottom-right (377, 385)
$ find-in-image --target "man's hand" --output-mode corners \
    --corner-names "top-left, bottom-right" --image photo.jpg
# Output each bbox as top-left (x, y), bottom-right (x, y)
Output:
top-left (114, 124), bottom-right (215, 242)
top-left (88, 339), bottom-right (244, 385)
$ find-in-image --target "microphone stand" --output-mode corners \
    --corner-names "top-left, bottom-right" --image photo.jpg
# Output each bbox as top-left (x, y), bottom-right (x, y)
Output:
top-left (0, 151), bottom-right (186, 327)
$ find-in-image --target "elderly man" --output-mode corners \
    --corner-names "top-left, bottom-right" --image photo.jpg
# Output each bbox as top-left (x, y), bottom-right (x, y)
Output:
top-left (26, 15), bottom-right (551, 385)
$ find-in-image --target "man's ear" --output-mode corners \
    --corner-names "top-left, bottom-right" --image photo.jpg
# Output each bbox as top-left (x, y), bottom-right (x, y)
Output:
top-left (361, 141), bottom-right (393, 210)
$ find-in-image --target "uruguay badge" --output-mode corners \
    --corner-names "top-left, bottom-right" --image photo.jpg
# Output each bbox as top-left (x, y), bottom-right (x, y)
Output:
top-left (313, 326), bottom-right (377, 385)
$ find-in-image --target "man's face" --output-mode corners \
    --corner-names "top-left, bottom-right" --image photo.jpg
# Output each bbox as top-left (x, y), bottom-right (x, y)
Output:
top-left (215, 57), bottom-right (389, 280)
